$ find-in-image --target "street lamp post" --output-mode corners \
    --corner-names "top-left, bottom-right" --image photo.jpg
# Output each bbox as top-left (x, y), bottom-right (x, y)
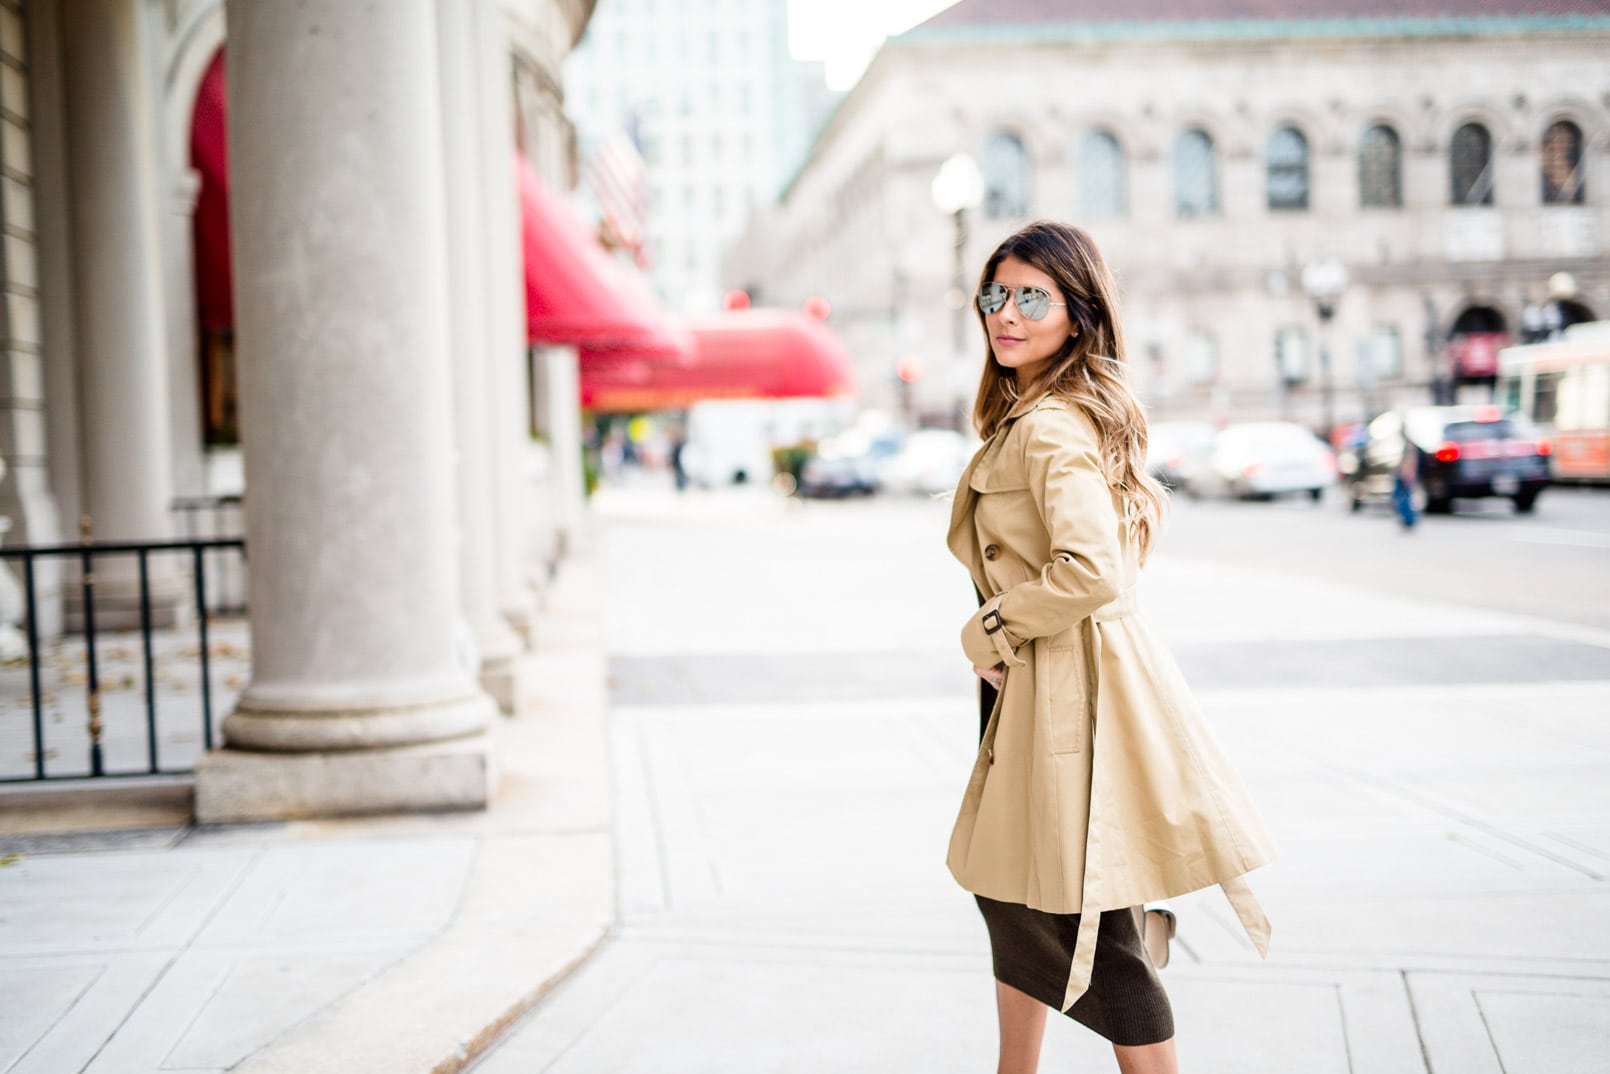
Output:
top-left (931, 152), bottom-right (984, 431)
top-left (1301, 259), bottom-right (1349, 438)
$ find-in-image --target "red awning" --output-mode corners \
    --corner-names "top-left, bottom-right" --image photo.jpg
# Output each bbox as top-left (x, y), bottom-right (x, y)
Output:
top-left (580, 308), bottom-right (856, 412)
top-left (187, 59), bottom-right (684, 367)
top-left (190, 48), bottom-right (231, 332)
top-left (520, 157), bottom-right (690, 359)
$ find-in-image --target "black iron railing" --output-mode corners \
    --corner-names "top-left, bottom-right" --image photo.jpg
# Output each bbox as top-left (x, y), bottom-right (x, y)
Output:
top-left (0, 536), bottom-right (247, 782)
top-left (172, 496), bottom-right (248, 614)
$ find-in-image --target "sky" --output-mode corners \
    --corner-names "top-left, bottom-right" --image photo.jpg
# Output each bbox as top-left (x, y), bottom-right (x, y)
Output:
top-left (788, 0), bottom-right (958, 90)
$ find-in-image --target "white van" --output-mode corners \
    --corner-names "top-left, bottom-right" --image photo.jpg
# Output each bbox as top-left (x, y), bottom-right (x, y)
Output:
top-left (680, 398), bottom-right (849, 488)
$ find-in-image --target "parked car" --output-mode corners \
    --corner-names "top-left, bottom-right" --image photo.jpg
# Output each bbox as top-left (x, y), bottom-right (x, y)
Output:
top-left (1145, 421), bottom-right (1217, 490)
top-left (1348, 405), bottom-right (1551, 514)
top-left (876, 428), bottom-right (978, 495)
top-left (1180, 421), bottom-right (1337, 501)
top-left (798, 432), bottom-right (898, 497)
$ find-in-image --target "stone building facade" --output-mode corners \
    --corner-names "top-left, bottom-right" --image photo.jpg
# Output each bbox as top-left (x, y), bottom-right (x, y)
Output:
top-left (730, 2), bottom-right (1610, 431)
top-left (2, 0), bottom-right (596, 818)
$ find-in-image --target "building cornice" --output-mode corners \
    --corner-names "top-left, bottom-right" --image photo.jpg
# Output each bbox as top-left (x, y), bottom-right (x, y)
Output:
top-left (778, 45), bottom-right (900, 205)
top-left (897, 14), bottom-right (1610, 46)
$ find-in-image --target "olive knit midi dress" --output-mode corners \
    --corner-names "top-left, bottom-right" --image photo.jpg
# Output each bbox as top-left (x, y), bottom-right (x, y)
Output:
top-left (973, 677), bottom-right (1175, 1046)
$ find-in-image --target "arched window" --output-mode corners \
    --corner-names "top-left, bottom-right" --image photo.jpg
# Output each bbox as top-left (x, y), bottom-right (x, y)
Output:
top-left (1367, 326), bottom-right (1403, 380)
top-left (1450, 122), bottom-right (1494, 206)
top-left (1266, 126), bottom-right (1309, 211)
top-left (1276, 326), bottom-right (1309, 384)
top-left (1079, 130), bottom-right (1126, 218)
top-left (1541, 119), bottom-right (1584, 204)
top-left (982, 131), bottom-right (1030, 218)
top-left (1359, 124), bottom-right (1402, 208)
top-left (1184, 330), bottom-right (1218, 385)
top-left (1174, 128), bottom-right (1218, 217)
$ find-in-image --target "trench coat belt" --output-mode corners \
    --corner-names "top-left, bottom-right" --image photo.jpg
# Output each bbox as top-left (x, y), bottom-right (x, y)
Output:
top-left (1062, 610), bottom-right (1112, 1011)
top-left (1058, 585), bottom-right (1272, 1011)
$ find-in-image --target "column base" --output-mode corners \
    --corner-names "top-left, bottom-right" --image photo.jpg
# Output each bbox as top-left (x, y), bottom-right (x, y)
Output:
top-left (223, 688), bottom-right (495, 751)
top-left (479, 651), bottom-right (534, 716)
top-left (195, 729), bottom-right (496, 823)
top-left (473, 617), bottom-right (525, 709)
top-left (501, 592), bottom-right (538, 650)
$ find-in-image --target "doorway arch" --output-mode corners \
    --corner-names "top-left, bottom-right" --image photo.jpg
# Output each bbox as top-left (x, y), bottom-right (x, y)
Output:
top-left (1447, 304), bottom-right (1508, 386)
top-left (189, 47), bottom-right (235, 446)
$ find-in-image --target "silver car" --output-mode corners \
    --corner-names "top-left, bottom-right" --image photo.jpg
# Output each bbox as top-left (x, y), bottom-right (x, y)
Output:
top-left (875, 429), bottom-right (980, 496)
top-left (1182, 421), bottom-right (1338, 502)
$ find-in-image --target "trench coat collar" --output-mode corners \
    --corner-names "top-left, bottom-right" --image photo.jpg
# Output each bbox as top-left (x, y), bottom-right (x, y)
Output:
top-left (1004, 386), bottom-right (1069, 423)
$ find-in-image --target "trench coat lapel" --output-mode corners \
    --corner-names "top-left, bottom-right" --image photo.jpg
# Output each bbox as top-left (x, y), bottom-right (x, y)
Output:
top-left (947, 446), bottom-right (988, 595)
top-left (946, 395), bottom-right (1047, 594)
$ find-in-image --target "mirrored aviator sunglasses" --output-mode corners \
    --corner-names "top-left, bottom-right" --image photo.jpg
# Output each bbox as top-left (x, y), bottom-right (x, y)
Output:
top-left (976, 282), bottom-right (1068, 321)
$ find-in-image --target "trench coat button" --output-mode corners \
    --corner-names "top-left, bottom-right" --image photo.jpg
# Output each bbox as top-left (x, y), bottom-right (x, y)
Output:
top-left (984, 543), bottom-right (1001, 561)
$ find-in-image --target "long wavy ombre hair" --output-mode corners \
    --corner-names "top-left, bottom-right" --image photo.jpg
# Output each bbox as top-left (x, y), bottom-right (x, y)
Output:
top-left (971, 220), bottom-right (1168, 563)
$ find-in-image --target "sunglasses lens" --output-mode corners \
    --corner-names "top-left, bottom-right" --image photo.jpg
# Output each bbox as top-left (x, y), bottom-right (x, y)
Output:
top-left (1017, 287), bottom-right (1050, 320)
top-left (978, 283), bottom-right (1008, 314)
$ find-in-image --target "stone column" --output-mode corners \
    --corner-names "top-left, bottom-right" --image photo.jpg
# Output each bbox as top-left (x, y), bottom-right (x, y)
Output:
top-left (3, 2), bottom-right (64, 642)
top-left (162, 166), bottom-right (206, 504)
top-left (60, 0), bottom-right (175, 545)
top-left (27, 0), bottom-right (83, 542)
top-left (474, 1), bottom-right (541, 643)
top-left (537, 343), bottom-right (587, 551)
top-left (437, 0), bottom-right (527, 713)
top-left (197, 0), bottom-right (496, 822)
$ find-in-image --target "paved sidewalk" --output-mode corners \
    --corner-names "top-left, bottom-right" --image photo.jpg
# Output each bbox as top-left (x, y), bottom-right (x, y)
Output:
top-left (6, 482), bottom-right (1609, 1073)
top-left (473, 483), bottom-right (1610, 1074)
top-left (0, 557), bottom-right (615, 1074)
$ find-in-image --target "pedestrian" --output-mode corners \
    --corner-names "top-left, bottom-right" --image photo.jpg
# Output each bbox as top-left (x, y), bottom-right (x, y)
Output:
top-left (1392, 438), bottom-right (1419, 530)
top-left (600, 427), bottom-right (624, 482)
top-left (670, 428), bottom-right (688, 492)
top-left (947, 221), bottom-right (1277, 1074)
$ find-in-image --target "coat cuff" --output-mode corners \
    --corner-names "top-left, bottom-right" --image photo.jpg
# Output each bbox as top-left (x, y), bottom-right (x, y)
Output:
top-left (962, 596), bottom-right (1027, 669)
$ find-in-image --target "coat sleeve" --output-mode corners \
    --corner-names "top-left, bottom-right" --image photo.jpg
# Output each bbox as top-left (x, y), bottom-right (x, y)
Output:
top-left (959, 406), bottom-right (1123, 657)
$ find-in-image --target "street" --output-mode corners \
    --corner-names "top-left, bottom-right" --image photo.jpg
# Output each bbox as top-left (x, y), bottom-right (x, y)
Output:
top-left (474, 477), bottom-right (1610, 1073)
top-left (1164, 484), bottom-right (1610, 634)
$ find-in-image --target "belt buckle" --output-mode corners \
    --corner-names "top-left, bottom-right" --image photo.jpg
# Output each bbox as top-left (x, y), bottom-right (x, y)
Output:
top-left (982, 609), bottom-right (1004, 636)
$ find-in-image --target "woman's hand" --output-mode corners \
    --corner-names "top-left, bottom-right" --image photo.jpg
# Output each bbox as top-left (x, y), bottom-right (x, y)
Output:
top-left (973, 664), bottom-right (1005, 690)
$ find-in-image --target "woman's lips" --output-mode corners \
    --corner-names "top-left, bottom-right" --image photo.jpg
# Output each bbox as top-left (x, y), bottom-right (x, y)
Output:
top-left (995, 335), bottom-right (1024, 345)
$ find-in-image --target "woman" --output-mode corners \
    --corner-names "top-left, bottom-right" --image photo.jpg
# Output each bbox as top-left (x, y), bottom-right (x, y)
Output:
top-left (946, 221), bottom-right (1277, 1074)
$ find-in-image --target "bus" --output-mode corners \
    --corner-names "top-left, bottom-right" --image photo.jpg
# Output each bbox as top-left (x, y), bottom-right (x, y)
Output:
top-left (1498, 322), bottom-right (1610, 483)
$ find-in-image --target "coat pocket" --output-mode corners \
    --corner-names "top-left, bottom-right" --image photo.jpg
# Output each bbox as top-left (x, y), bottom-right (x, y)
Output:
top-left (1045, 634), bottom-right (1088, 755)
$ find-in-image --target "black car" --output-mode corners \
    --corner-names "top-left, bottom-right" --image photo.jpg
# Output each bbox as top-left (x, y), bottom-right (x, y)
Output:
top-left (1349, 405), bottom-right (1551, 514)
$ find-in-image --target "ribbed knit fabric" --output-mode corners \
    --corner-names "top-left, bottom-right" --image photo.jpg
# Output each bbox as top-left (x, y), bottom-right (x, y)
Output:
top-left (975, 896), bottom-right (1175, 1046)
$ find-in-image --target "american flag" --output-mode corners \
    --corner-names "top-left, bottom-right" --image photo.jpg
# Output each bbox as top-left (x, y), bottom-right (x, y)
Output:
top-left (586, 117), bottom-right (649, 266)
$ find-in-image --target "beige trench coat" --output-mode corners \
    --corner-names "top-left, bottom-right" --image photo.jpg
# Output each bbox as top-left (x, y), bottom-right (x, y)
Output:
top-left (947, 392), bottom-right (1277, 1010)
